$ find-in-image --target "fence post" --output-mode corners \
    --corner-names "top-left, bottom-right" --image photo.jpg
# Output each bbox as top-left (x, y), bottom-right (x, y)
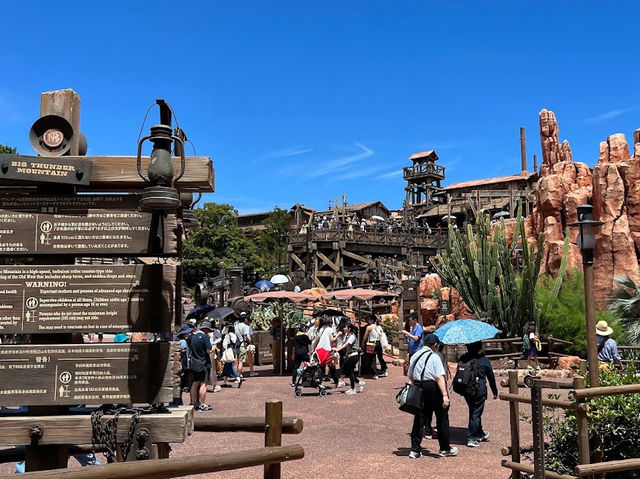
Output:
top-left (264, 400), bottom-right (283, 479)
top-left (508, 370), bottom-right (521, 479)
top-left (531, 378), bottom-right (545, 478)
top-left (574, 376), bottom-right (590, 478)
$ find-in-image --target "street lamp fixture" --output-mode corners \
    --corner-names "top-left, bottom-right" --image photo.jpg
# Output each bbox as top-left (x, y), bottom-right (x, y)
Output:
top-left (569, 204), bottom-right (604, 387)
top-left (569, 204), bottom-right (604, 264)
top-left (136, 101), bottom-right (186, 212)
top-left (181, 192), bottom-right (201, 229)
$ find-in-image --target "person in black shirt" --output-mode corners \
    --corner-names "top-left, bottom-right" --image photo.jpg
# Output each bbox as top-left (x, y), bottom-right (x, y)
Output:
top-left (291, 324), bottom-right (311, 386)
top-left (189, 321), bottom-right (214, 411)
top-left (458, 341), bottom-right (498, 447)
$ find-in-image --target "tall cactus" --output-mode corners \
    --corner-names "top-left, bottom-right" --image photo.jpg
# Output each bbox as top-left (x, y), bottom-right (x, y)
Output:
top-left (432, 208), bottom-right (544, 337)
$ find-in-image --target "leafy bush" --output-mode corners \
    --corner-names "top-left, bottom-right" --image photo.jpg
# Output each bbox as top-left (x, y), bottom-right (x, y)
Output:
top-left (535, 270), bottom-right (625, 356)
top-left (545, 364), bottom-right (640, 478)
top-left (251, 303), bottom-right (306, 331)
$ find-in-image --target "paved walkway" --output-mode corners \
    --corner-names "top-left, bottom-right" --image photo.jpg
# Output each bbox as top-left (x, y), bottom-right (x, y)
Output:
top-left (172, 362), bottom-right (522, 478)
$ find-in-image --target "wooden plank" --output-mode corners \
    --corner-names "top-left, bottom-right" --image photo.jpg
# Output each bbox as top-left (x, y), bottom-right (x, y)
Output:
top-left (0, 408), bottom-right (192, 446)
top-left (0, 157), bottom-right (91, 185)
top-left (193, 416), bottom-right (303, 435)
top-left (0, 155), bottom-right (214, 193)
top-left (0, 194), bottom-right (178, 256)
top-left (312, 275), bottom-right (323, 289)
top-left (575, 458), bottom-right (640, 476)
top-left (341, 249), bottom-right (372, 264)
top-left (0, 446), bottom-right (305, 479)
top-left (316, 251), bottom-right (339, 272)
top-left (0, 264), bottom-right (177, 334)
top-left (0, 343), bottom-right (177, 406)
top-left (290, 252), bottom-right (306, 272)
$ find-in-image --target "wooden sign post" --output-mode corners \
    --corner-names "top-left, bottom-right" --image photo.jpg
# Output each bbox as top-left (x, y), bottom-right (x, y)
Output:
top-left (0, 89), bottom-right (214, 472)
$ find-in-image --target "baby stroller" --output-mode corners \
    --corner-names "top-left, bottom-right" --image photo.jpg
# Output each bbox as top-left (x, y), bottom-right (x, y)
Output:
top-left (293, 349), bottom-right (333, 398)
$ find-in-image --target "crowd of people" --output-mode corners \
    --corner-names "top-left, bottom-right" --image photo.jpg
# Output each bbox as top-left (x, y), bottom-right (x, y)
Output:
top-left (176, 312), bottom-right (257, 412)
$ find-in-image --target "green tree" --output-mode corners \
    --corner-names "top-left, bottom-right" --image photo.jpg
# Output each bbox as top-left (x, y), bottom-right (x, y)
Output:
top-left (182, 202), bottom-right (262, 284)
top-left (432, 209), bottom-right (544, 337)
top-left (257, 206), bottom-right (291, 275)
top-left (536, 270), bottom-right (624, 355)
top-left (0, 143), bottom-right (17, 154)
top-left (608, 275), bottom-right (640, 344)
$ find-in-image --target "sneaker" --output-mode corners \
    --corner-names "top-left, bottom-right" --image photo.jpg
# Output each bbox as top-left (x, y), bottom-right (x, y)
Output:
top-left (236, 377), bottom-right (244, 388)
top-left (213, 385), bottom-right (221, 393)
top-left (197, 404), bottom-right (212, 412)
top-left (439, 447), bottom-right (458, 457)
top-left (337, 381), bottom-right (346, 387)
top-left (250, 372), bottom-right (259, 377)
top-left (479, 430), bottom-right (490, 442)
top-left (408, 450), bottom-right (422, 459)
top-left (345, 389), bottom-right (357, 395)
top-left (358, 381), bottom-right (365, 393)
top-left (372, 375), bottom-right (379, 380)
top-left (380, 370), bottom-right (388, 377)
top-left (467, 439), bottom-right (480, 448)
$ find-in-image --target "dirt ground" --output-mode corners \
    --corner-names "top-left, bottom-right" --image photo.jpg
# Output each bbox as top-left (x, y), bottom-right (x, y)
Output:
top-left (170, 361), bottom-right (522, 479)
top-left (0, 361), bottom-right (528, 478)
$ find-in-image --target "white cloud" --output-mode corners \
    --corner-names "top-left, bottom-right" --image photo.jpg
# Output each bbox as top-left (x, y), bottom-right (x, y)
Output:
top-left (584, 108), bottom-right (633, 124)
top-left (374, 170), bottom-right (402, 180)
top-left (257, 145), bottom-right (313, 161)
top-left (306, 142), bottom-right (374, 179)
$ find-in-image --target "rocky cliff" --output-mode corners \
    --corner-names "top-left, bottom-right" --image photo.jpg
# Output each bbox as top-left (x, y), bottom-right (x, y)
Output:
top-left (530, 110), bottom-right (640, 306)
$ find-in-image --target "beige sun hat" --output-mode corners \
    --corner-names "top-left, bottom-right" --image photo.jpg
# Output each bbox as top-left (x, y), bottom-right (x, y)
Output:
top-left (595, 320), bottom-right (614, 336)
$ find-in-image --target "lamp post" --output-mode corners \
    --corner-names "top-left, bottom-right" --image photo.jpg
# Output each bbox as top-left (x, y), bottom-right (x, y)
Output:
top-left (569, 204), bottom-right (604, 387)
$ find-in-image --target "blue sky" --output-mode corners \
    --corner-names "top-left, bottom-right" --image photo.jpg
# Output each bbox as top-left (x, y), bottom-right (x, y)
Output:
top-left (1, 1), bottom-right (639, 214)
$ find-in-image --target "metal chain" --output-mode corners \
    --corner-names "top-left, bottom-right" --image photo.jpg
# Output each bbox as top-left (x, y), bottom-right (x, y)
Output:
top-left (91, 404), bottom-right (165, 463)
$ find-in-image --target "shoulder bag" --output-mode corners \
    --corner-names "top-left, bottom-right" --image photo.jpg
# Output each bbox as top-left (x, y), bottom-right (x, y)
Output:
top-left (396, 350), bottom-right (432, 415)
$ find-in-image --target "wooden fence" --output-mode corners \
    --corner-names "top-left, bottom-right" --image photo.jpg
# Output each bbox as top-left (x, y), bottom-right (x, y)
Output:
top-left (500, 370), bottom-right (640, 478)
top-left (0, 400), bottom-right (302, 479)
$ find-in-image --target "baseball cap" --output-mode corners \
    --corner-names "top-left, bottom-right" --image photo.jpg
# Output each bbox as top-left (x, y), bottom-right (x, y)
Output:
top-left (424, 333), bottom-right (440, 345)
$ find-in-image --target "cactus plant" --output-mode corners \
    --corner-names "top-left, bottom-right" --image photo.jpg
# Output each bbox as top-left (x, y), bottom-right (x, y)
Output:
top-left (432, 207), bottom-right (544, 337)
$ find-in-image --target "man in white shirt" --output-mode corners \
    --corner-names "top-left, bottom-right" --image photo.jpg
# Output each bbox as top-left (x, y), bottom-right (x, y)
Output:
top-left (407, 333), bottom-right (458, 459)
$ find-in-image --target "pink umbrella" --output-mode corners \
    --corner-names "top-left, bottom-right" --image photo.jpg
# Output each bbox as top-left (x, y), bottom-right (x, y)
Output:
top-left (246, 290), bottom-right (317, 303)
top-left (321, 288), bottom-right (397, 301)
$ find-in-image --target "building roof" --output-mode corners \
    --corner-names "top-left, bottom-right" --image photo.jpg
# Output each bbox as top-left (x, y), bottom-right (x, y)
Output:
top-left (344, 201), bottom-right (389, 213)
top-left (409, 150), bottom-right (438, 161)
top-left (445, 172), bottom-right (536, 190)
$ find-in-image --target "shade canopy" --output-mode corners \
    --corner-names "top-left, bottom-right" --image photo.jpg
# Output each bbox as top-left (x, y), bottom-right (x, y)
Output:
top-left (270, 274), bottom-right (290, 284)
top-left (255, 279), bottom-right (275, 289)
top-left (321, 288), bottom-right (397, 301)
top-left (434, 319), bottom-right (500, 345)
top-left (246, 290), bottom-right (316, 303)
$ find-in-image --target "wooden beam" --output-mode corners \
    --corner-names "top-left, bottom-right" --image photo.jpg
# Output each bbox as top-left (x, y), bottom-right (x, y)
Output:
top-left (315, 271), bottom-right (336, 277)
top-left (342, 249), bottom-right (372, 264)
top-left (312, 275), bottom-right (324, 289)
top-left (0, 155), bottom-right (214, 193)
top-left (290, 253), bottom-right (306, 272)
top-left (316, 251), bottom-right (339, 272)
top-left (193, 416), bottom-right (303, 435)
top-left (0, 446), bottom-right (304, 479)
top-left (0, 408), bottom-right (193, 446)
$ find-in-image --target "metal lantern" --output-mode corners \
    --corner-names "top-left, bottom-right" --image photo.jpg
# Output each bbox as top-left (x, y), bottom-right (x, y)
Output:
top-left (568, 204), bottom-right (604, 264)
top-left (136, 103), bottom-right (186, 212)
top-left (180, 192), bottom-right (201, 229)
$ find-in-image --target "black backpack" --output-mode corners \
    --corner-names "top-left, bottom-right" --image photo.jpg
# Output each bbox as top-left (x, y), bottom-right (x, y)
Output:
top-left (452, 358), bottom-right (479, 397)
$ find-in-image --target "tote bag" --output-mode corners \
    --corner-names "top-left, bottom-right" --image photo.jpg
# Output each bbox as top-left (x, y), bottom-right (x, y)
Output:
top-left (396, 350), bottom-right (432, 415)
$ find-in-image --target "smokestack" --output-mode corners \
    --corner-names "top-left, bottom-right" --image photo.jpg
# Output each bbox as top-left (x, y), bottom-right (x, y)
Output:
top-left (533, 154), bottom-right (538, 173)
top-left (520, 127), bottom-right (527, 175)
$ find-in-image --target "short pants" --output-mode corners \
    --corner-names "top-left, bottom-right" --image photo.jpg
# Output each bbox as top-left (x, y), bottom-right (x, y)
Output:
top-left (238, 344), bottom-right (248, 363)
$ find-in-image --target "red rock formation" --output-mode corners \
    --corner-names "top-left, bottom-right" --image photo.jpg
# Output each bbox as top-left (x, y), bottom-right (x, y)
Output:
top-left (420, 298), bottom-right (439, 326)
top-left (592, 135), bottom-right (640, 305)
top-left (419, 273), bottom-right (441, 298)
top-left (531, 109), bottom-right (593, 275)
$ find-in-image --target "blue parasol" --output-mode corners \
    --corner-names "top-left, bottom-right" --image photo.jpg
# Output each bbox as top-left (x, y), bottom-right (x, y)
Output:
top-left (255, 279), bottom-right (275, 290)
top-left (434, 319), bottom-right (500, 345)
